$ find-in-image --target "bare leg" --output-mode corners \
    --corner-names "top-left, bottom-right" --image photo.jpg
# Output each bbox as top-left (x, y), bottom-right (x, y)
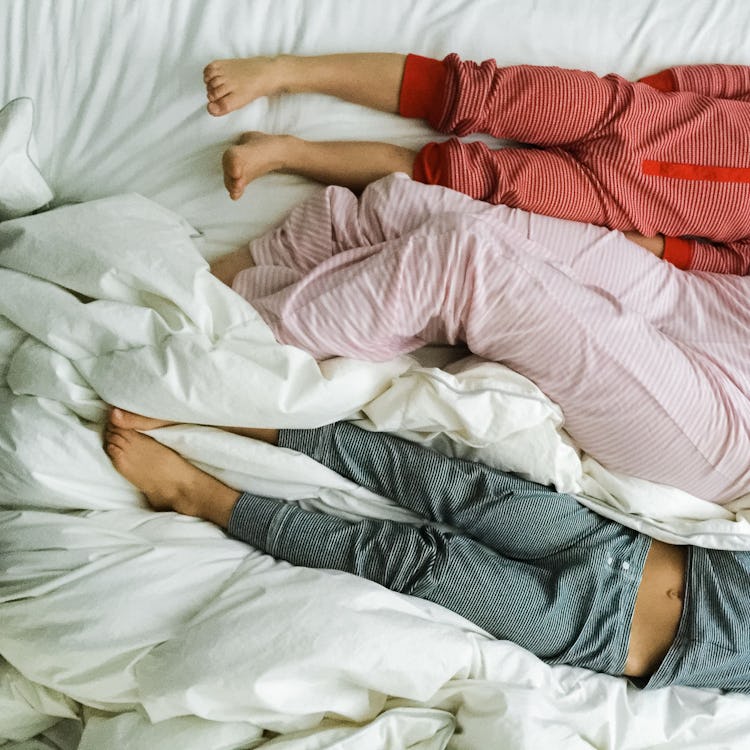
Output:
top-left (222, 131), bottom-right (416, 200)
top-left (209, 246), bottom-right (255, 285)
top-left (623, 231), bottom-right (665, 258)
top-left (203, 53), bottom-right (406, 116)
top-left (109, 407), bottom-right (279, 444)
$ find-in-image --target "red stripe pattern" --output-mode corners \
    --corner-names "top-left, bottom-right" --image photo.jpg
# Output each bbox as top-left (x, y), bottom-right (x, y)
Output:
top-left (402, 54), bottom-right (750, 275)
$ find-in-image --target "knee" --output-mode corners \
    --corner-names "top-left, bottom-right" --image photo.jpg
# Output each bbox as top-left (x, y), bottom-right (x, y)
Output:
top-left (356, 522), bottom-right (449, 594)
top-left (432, 223), bottom-right (501, 280)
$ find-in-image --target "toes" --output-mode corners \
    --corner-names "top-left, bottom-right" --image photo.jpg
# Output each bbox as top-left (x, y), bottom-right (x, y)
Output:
top-left (110, 407), bottom-right (128, 427)
top-left (104, 429), bottom-right (129, 467)
top-left (208, 99), bottom-right (232, 116)
top-left (207, 92), bottom-right (243, 116)
top-left (223, 152), bottom-right (244, 180)
top-left (224, 177), bottom-right (244, 201)
top-left (110, 407), bottom-right (143, 430)
top-left (105, 441), bottom-right (124, 461)
top-left (105, 425), bottom-right (130, 447)
top-left (222, 154), bottom-right (246, 200)
top-left (207, 101), bottom-right (224, 116)
top-left (224, 175), bottom-right (245, 201)
top-left (203, 61), bottom-right (224, 82)
top-left (206, 82), bottom-right (229, 102)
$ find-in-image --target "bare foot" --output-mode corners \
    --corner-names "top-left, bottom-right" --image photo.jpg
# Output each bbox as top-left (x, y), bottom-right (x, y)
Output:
top-left (203, 57), bottom-right (290, 116)
top-left (110, 407), bottom-right (176, 431)
top-left (105, 425), bottom-right (240, 525)
top-left (109, 407), bottom-right (280, 446)
top-left (222, 131), bottom-right (293, 200)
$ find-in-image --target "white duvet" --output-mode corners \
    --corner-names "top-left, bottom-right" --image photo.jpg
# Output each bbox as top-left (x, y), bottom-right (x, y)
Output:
top-left (3, 1), bottom-right (750, 749)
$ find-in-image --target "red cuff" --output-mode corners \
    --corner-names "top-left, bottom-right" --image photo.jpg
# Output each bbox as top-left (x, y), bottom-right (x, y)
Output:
top-left (638, 69), bottom-right (677, 92)
top-left (399, 53), bottom-right (447, 122)
top-left (412, 142), bottom-right (449, 185)
top-left (662, 236), bottom-right (693, 269)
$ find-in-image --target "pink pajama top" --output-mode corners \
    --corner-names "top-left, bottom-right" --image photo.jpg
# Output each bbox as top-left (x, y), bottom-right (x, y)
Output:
top-left (234, 175), bottom-right (750, 504)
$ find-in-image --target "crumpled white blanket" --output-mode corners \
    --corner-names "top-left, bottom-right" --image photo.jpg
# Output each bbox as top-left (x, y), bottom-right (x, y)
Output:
top-left (0, 97), bottom-right (53, 220)
top-left (2, 194), bottom-right (750, 750)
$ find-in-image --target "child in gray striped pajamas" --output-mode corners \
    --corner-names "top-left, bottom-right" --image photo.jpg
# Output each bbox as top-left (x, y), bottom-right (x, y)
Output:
top-left (105, 408), bottom-right (750, 693)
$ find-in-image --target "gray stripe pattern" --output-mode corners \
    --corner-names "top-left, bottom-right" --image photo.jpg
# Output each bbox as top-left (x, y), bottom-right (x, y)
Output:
top-left (229, 422), bottom-right (650, 677)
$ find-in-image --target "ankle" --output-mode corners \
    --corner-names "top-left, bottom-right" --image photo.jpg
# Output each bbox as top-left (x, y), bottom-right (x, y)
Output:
top-left (173, 480), bottom-right (240, 528)
top-left (268, 55), bottom-right (304, 96)
top-left (274, 134), bottom-right (307, 173)
top-left (162, 482), bottom-right (203, 518)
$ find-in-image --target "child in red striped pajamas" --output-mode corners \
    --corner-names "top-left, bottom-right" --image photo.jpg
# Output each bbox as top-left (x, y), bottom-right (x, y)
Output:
top-left (203, 53), bottom-right (750, 275)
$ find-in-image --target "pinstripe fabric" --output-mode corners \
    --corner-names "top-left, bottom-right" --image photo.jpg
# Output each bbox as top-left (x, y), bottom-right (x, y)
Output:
top-left (407, 55), bottom-right (750, 274)
top-left (233, 175), bottom-right (750, 503)
top-left (648, 546), bottom-right (750, 691)
top-left (228, 422), bottom-right (649, 676)
top-left (669, 64), bottom-right (750, 102)
top-left (229, 423), bottom-right (750, 691)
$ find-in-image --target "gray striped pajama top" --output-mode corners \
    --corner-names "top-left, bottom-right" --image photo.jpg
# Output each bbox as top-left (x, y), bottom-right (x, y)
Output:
top-left (228, 422), bottom-right (750, 691)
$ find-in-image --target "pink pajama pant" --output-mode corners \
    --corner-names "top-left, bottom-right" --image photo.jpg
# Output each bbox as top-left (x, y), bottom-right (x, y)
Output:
top-left (233, 174), bottom-right (750, 504)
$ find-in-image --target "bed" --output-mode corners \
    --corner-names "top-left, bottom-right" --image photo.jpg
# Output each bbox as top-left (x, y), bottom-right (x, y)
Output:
top-left (2, 1), bottom-right (750, 748)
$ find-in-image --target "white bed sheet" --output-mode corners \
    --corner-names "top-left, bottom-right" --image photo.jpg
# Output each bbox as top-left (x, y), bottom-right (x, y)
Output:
top-left (3, 1), bottom-right (750, 748)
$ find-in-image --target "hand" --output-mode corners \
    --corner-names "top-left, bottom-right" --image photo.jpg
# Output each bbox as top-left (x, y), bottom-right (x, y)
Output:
top-left (624, 231), bottom-right (665, 258)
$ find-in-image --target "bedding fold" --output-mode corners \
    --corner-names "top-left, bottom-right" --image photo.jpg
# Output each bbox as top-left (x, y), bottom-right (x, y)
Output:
top-left (5, 0), bottom-right (750, 744)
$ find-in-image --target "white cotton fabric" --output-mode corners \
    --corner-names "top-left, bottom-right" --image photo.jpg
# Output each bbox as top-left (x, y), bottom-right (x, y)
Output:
top-left (4, 1), bottom-right (750, 749)
top-left (0, 98), bottom-right (53, 219)
top-left (2, 188), bottom-right (750, 750)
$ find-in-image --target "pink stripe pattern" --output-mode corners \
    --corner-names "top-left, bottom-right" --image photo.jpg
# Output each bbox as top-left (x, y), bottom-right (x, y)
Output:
top-left (233, 174), bottom-right (750, 504)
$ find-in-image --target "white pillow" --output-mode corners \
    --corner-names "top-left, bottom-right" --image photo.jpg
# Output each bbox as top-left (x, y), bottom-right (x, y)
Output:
top-left (0, 97), bottom-right (53, 220)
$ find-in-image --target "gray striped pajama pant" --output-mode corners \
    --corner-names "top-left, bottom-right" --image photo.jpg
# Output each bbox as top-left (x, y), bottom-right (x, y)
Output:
top-left (229, 422), bottom-right (750, 691)
top-left (229, 421), bottom-right (651, 677)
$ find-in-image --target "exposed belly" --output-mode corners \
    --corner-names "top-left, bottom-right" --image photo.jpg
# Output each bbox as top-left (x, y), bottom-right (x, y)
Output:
top-left (624, 539), bottom-right (687, 678)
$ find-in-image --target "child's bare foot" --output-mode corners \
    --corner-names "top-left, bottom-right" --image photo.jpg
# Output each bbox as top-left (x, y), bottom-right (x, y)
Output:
top-left (110, 407), bottom-right (177, 431)
top-left (222, 131), bottom-right (293, 200)
top-left (203, 57), bottom-right (291, 116)
top-left (104, 425), bottom-right (239, 526)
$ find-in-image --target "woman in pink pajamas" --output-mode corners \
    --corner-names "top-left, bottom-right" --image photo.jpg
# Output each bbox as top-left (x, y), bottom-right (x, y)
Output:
top-left (213, 173), bottom-right (750, 505)
top-left (204, 52), bottom-right (750, 274)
